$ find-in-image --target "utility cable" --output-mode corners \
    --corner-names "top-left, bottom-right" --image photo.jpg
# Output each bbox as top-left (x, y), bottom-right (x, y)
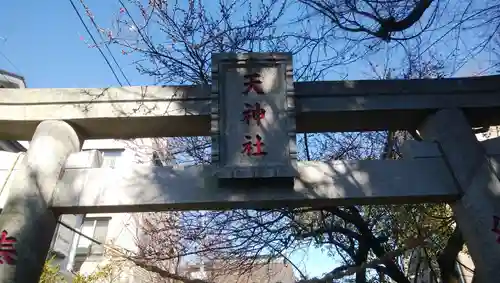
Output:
top-left (68, 0), bottom-right (124, 86)
top-left (78, 0), bottom-right (131, 86)
top-left (57, 220), bottom-right (205, 283)
top-left (0, 50), bottom-right (22, 74)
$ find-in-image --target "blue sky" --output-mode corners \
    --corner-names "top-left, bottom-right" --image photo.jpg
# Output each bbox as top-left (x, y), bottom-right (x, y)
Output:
top-left (0, 0), bottom-right (488, 88)
top-left (0, 0), bottom-right (154, 88)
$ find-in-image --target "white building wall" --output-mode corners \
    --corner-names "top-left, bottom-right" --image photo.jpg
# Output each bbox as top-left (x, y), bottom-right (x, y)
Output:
top-left (477, 126), bottom-right (500, 142)
top-left (456, 253), bottom-right (474, 283)
top-left (61, 138), bottom-right (166, 282)
top-left (74, 212), bottom-right (143, 282)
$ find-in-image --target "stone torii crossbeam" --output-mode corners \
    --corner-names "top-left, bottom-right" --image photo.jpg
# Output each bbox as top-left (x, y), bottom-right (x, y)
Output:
top-left (0, 53), bottom-right (500, 282)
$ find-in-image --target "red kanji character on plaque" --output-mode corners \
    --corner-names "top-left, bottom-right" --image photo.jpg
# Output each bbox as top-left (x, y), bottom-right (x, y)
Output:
top-left (241, 134), bottom-right (267, 156)
top-left (0, 230), bottom-right (17, 265)
top-left (242, 103), bottom-right (266, 126)
top-left (492, 216), bottom-right (500, 243)
top-left (242, 73), bottom-right (264, 95)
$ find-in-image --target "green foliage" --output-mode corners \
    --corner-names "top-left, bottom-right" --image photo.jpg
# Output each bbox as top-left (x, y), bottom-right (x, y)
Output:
top-left (72, 264), bottom-right (115, 283)
top-left (39, 257), bottom-right (66, 283)
top-left (40, 256), bottom-right (117, 283)
top-left (363, 202), bottom-right (458, 278)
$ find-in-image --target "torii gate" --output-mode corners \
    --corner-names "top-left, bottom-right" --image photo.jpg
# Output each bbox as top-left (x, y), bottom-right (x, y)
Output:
top-left (0, 53), bottom-right (499, 282)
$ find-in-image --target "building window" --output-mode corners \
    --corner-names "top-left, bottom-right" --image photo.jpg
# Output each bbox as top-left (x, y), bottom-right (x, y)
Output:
top-left (73, 218), bottom-right (110, 272)
top-left (100, 149), bottom-right (124, 168)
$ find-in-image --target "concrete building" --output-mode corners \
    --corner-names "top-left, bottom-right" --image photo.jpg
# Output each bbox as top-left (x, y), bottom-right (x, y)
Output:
top-left (182, 257), bottom-right (296, 283)
top-left (48, 138), bottom-right (168, 281)
top-left (0, 70), bottom-right (28, 153)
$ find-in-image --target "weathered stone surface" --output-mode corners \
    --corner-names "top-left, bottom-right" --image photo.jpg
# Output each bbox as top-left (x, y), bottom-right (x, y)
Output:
top-left (418, 108), bottom-right (500, 280)
top-left (1, 75), bottom-right (500, 139)
top-left (211, 53), bottom-right (296, 178)
top-left (49, 158), bottom-right (458, 213)
top-left (0, 120), bottom-right (82, 283)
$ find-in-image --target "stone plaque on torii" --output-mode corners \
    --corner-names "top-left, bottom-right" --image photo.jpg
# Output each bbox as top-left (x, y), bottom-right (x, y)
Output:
top-left (0, 53), bottom-right (500, 282)
top-left (211, 53), bottom-right (297, 179)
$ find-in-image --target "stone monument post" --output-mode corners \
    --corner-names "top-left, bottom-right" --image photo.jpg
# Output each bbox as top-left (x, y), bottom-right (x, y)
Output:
top-left (0, 120), bottom-right (82, 283)
top-left (419, 108), bottom-right (500, 281)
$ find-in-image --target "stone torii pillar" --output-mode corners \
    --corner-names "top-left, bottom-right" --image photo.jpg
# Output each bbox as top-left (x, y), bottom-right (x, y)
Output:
top-left (419, 108), bottom-right (500, 281)
top-left (0, 120), bottom-right (82, 283)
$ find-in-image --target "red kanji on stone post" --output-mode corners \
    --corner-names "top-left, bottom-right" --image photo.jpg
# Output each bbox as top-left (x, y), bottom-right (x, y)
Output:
top-left (242, 73), bottom-right (264, 95)
top-left (241, 134), bottom-right (267, 156)
top-left (0, 230), bottom-right (17, 265)
top-left (242, 102), bottom-right (266, 126)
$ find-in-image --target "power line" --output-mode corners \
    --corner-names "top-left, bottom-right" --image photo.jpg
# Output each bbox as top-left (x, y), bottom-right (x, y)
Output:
top-left (68, 0), bottom-right (124, 86)
top-left (78, 0), bottom-right (131, 86)
top-left (56, 219), bottom-right (197, 282)
top-left (0, 50), bottom-right (22, 74)
top-left (0, 49), bottom-right (22, 85)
